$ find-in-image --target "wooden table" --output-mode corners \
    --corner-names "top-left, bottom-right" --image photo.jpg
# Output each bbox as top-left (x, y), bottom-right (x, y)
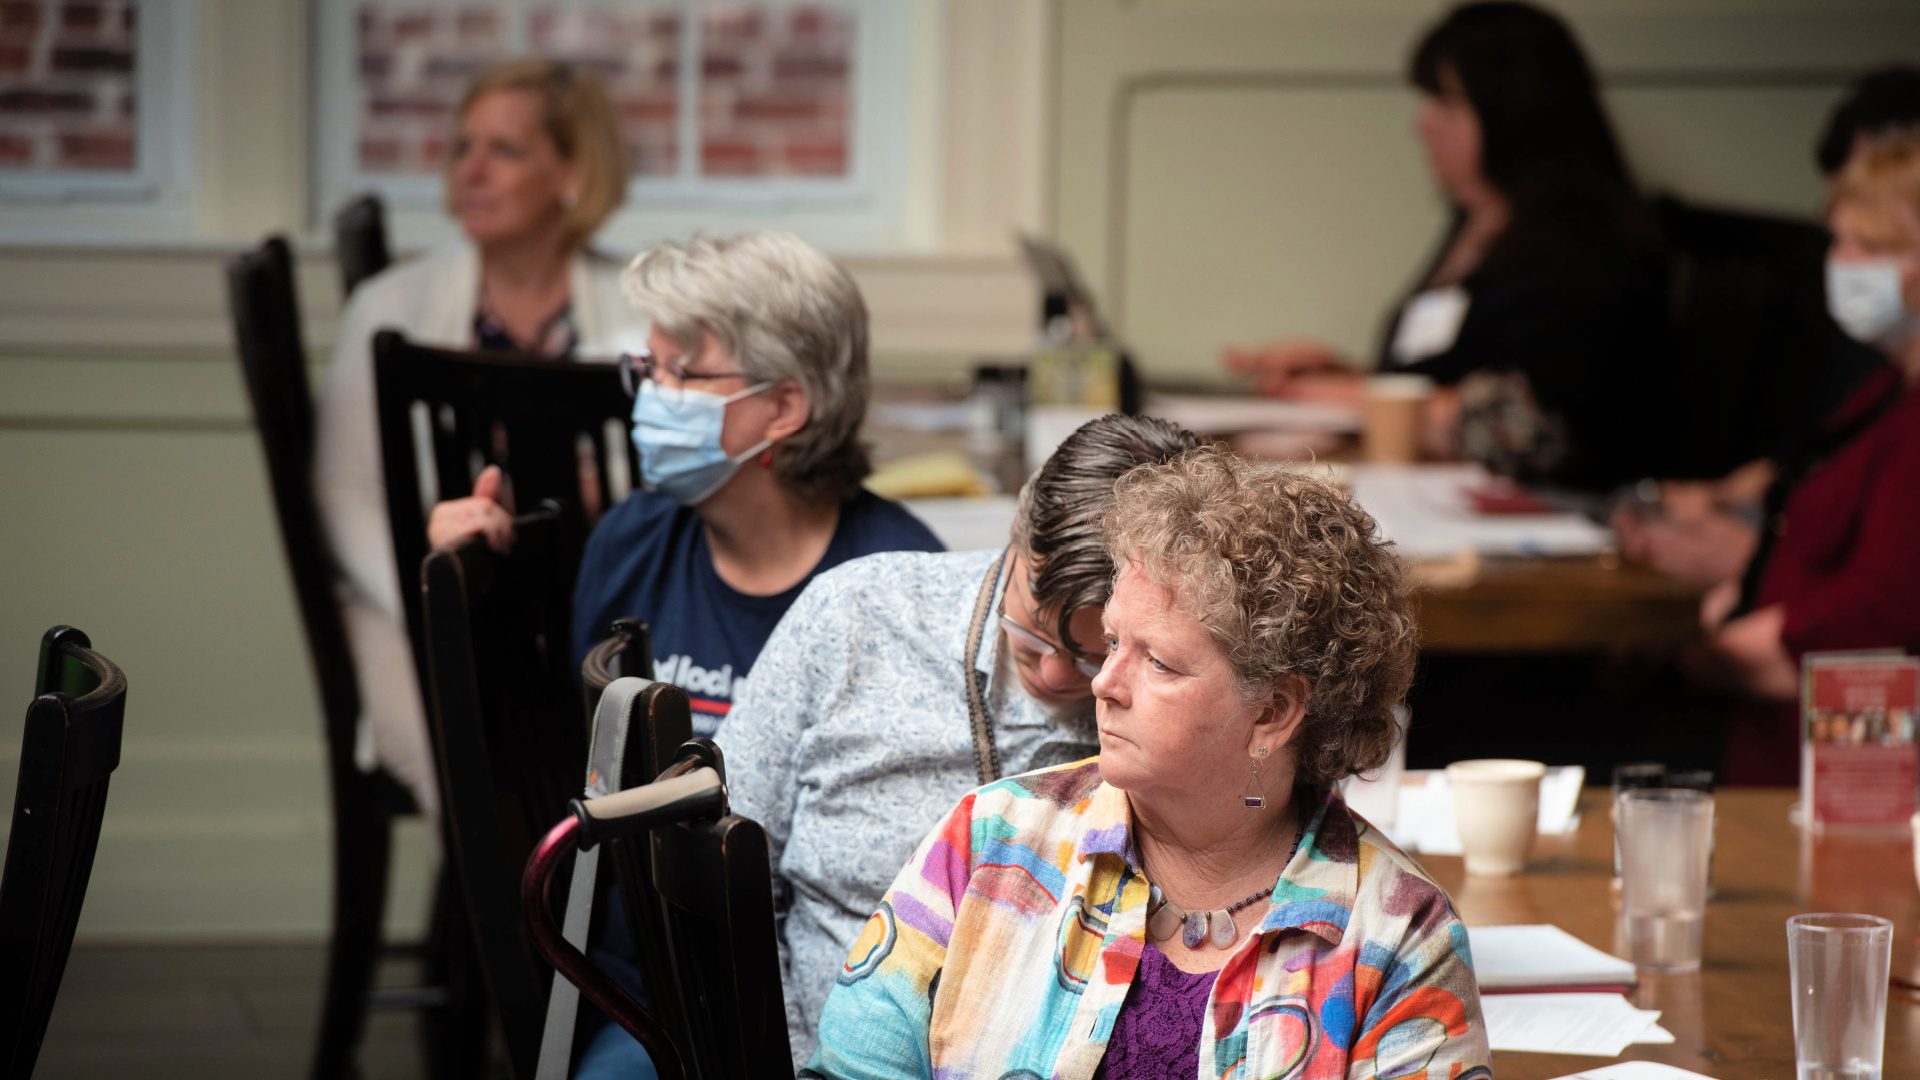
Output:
top-left (1415, 556), bottom-right (1705, 654)
top-left (1418, 788), bottom-right (1920, 1079)
top-left (861, 389), bottom-right (1707, 655)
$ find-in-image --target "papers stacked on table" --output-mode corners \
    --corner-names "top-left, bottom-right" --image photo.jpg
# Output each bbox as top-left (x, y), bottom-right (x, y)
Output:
top-left (1472, 926), bottom-right (1663, 1058)
top-left (1468, 924), bottom-right (1637, 991)
top-left (1384, 766), bottom-right (1584, 854)
top-left (1347, 463), bottom-right (1612, 559)
top-left (1482, 993), bottom-right (1672, 1056)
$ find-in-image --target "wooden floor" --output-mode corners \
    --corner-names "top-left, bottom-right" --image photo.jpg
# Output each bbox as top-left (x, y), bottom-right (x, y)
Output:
top-left (36, 942), bottom-right (430, 1080)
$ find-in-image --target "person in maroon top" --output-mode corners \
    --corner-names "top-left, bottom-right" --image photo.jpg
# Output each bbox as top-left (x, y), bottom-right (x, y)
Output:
top-left (1621, 130), bottom-right (1920, 781)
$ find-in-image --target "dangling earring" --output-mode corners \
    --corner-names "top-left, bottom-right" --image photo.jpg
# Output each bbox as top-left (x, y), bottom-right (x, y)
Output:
top-left (758, 448), bottom-right (775, 468)
top-left (1244, 749), bottom-right (1268, 810)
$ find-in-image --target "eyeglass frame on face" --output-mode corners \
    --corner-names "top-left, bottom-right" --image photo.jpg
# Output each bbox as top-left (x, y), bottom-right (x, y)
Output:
top-left (997, 608), bottom-right (1105, 679)
top-left (618, 347), bottom-right (752, 399)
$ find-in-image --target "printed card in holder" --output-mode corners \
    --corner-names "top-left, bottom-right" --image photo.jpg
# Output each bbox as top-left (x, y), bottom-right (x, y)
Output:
top-left (1389, 286), bottom-right (1471, 363)
top-left (1801, 650), bottom-right (1919, 829)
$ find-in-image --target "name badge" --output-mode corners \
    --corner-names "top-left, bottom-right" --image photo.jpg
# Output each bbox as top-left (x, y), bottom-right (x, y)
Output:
top-left (1390, 286), bottom-right (1471, 362)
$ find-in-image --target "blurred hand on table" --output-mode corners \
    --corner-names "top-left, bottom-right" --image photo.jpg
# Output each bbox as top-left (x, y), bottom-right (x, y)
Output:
top-left (1224, 339), bottom-right (1364, 404)
top-left (1611, 499), bottom-right (1757, 588)
top-left (1692, 592), bottom-right (1798, 701)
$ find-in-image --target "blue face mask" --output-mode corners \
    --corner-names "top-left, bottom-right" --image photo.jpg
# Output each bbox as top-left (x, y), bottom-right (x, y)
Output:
top-left (630, 379), bottom-right (774, 506)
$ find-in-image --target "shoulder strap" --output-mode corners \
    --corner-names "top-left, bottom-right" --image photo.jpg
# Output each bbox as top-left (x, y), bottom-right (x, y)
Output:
top-left (962, 550), bottom-right (1008, 785)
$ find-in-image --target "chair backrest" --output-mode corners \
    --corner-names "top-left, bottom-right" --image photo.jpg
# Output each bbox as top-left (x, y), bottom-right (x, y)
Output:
top-left (1659, 196), bottom-right (1884, 476)
top-left (524, 737), bottom-right (791, 1080)
top-left (0, 626), bottom-right (129, 1078)
top-left (646, 748), bottom-right (792, 1079)
top-left (535, 672), bottom-right (689, 1080)
top-left (420, 514), bottom-right (593, 1080)
top-left (580, 617), bottom-right (654, 728)
top-left (372, 331), bottom-right (635, 681)
top-left (225, 236), bottom-right (363, 779)
top-left (334, 193), bottom-right (392, 298)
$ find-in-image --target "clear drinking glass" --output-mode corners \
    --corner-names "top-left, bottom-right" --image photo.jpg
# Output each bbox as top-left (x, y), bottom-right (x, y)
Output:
top-left (1618, 788), bottom-right (1713, 971)
top-left (1788, 913), bottom-right (1893, 1080)
top-left (1611, 762), bottom-right (1667, 881)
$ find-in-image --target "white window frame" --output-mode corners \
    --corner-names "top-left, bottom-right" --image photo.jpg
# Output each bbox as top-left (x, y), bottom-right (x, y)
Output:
top-left (311, 0), bottom-right (926, 254)
top-left (0, 0), bottom-right (199, 242)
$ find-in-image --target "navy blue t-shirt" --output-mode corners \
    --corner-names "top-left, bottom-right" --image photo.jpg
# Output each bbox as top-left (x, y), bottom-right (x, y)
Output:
top-left (571, 487), bottom-right (944, 735)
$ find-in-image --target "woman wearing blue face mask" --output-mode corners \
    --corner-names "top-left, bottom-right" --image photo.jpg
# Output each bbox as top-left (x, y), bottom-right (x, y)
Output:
top-left (431, 231), bottom-right (943, 736)
top-left (428, 232), bottom-right (943, 1079)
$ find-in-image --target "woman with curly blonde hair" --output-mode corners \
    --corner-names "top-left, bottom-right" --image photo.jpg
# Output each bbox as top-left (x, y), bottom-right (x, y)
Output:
top-left (805, 449), bottom-right (1489, 1080)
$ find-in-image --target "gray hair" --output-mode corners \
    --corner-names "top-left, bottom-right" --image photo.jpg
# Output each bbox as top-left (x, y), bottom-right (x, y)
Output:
top-left (1014, 414), bottom-right (1203, 653)
top-left (622, 232), bottom-right (871, 503)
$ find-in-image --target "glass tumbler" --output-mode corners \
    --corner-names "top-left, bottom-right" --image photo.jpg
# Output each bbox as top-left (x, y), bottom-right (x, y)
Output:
top-left (1788, 913), bottom-right (1893, 1080)
top-left (1618, 788), bottom-right (1713, 971)
top-left (1610, 762), bottom-right (1667, 882)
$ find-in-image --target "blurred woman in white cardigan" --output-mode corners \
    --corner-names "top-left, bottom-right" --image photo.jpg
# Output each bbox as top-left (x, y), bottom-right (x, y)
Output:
top-left (313, 59), bottom-right (649, 817)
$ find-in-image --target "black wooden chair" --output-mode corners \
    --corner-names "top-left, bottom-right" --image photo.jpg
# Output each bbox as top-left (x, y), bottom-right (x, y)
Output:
top-left (524, 737), bottom-right (793, 1080)
top-left (419, 510), bottom-right (598, 1080)
top-left (335, 193), bottom-right (392, 297)
top-left (226, 237), bottom-right (480, 1080)
top-left (1658, 196), bottom-right (1884, 478)
top-left (372, 330), bottom-right (635, 690)
top-left (581, 616), bottom-right (653, 727)
top-left (0, 626), bottom-right (128, 1078)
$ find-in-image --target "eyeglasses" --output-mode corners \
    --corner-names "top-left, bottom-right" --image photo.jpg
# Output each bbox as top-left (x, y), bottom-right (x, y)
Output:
top-left (618, 349), bottom-right (750, 399)
top-left (998, 613), bottom-right (1104, 679)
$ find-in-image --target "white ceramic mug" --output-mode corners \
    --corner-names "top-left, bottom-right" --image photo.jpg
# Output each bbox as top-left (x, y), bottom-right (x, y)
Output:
top-left (1447, 758), bottom-right (1546, 876)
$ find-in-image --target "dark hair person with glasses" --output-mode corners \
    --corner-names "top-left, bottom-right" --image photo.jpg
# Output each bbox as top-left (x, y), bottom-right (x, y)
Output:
top-left (711, 414), bottom-right (1203, 1069)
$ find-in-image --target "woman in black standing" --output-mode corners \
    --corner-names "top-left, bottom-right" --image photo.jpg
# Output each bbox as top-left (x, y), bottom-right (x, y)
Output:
top-left (1232, 1), bottom-right (1672, 490)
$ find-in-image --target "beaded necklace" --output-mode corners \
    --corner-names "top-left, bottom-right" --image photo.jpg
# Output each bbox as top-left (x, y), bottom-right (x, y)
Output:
top-left (1143, 815), bottom-right (1308, 951)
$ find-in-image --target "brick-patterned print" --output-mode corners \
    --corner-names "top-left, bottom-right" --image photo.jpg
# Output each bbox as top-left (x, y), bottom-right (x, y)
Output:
top-left (356, 4), bottom-right (508, 174)
top-left (0, 0), bottom-right (136, 171)
top-left (529, 5), bottom-right (677, 177)
top-left (699, 4), bottom-right (851, 178)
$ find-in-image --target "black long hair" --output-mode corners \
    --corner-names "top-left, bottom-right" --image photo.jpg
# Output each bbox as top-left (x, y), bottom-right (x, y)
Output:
top-left (1411, 2), bottom-right (1659, 264)
top-left (1816, 65), bottom-right (1920, 176)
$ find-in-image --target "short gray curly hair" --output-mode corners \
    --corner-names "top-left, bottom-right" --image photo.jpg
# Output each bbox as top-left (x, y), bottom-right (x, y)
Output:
top-left (1102, 448), bottom-right (1419, 788)
top-left (622, 232), bottom-right (870, 503)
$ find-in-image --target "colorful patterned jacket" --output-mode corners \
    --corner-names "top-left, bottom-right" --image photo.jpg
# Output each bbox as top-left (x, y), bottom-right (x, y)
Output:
top-left (803, 759), bottom-right (1491, 1080)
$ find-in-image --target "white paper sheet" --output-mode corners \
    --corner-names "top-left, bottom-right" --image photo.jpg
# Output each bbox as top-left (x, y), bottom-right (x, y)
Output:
top-left (1481, 993), bottom-right (1663, 1056)
top-left (1548, 1062), bottom-right (1715, 1080)
top-left (1469, 924), bottom-right (1637, 989)
top-left (1386, 766), bottom-right (1585, 854)
top-left (1346, 463), bottom-right (1612, 559)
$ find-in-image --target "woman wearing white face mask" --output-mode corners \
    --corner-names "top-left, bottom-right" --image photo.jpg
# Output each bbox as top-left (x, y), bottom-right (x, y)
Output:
top-left (1687, 130), bottom-right (1920, 782)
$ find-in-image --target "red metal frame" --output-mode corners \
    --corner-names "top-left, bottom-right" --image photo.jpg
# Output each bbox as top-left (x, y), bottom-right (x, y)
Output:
top-left (522, 815), bottom-right (687, 1080)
